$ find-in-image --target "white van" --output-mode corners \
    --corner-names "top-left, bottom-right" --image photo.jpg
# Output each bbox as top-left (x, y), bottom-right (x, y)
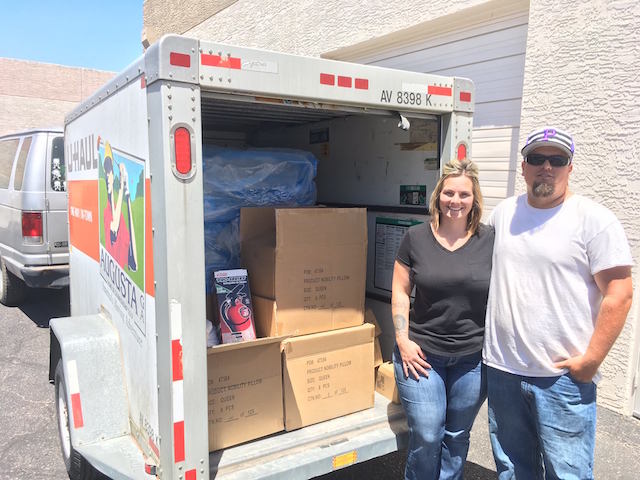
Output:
top-left (0, 128), bottom-right (69, 305)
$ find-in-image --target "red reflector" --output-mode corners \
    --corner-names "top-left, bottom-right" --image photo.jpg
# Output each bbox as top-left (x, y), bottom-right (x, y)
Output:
top-left (460, 91), bottom-right (472, 102)
top-left (22, 212), bottom-right (43, 238)
top-left (457, 144), bottom-right (467, 160)
top-left (354, 78), bottom-right (369, 90)
top-left (174, 128), bottom-right (191, 175)
top-left (428, 85), bottom-right (452, 96)
top-left (337, 76), bottom-right (352, 88)
top-left (201, 54), bottom-right (242, 69)
top-left (170, 52), bottom-right (191, 68)
top-left (320, 73), bottom-right (335, 85)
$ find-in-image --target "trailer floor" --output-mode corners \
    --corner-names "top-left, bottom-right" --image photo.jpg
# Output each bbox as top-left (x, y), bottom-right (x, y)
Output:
top-left (210, 393), bottom-right (407, 479)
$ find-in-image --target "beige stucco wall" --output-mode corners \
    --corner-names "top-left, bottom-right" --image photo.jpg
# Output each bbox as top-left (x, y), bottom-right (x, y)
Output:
top-left (142, 0), bottom-right (238, 47)
top-left (0, 58), bottom-right (114, 137)
top-left (518, 0), bottom-right (640, 413)
top-left (143, 0), bottom-right (640, 414)
top-left (182, 0), bottom-right (486, 56)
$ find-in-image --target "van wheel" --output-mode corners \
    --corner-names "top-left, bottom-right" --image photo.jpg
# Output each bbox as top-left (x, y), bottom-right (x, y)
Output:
top-left (54, 360), bottom-right (99, 480)
top-left (0, 257), bottom-right (27, 306)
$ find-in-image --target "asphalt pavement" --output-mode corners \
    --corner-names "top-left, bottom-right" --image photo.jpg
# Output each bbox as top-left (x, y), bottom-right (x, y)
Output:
top-left (1, 288), bottom-right (640, 479)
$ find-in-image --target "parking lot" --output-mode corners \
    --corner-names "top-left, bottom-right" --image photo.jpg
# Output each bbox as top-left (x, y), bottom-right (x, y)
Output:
top-left (4, 289), bottom-right (639, 480)
top-left (0, 287), bottom-right (69, 479)
top-left (0, 287), bottom-right (497, 480)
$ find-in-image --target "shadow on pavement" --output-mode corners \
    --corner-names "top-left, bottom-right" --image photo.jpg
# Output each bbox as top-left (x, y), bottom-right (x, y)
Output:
top-left (464, 461), bottom-right (498, 479)
top-left (316, 449), bottom-right (496, 479)
top-left (19, 286), bottom-right (70, 328)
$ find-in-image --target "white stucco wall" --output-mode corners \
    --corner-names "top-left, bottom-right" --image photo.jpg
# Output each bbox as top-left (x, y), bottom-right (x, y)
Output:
top-left (518, 0), bottom-right (640, 413)
top-left (186, 0), bottom-right (485, 56)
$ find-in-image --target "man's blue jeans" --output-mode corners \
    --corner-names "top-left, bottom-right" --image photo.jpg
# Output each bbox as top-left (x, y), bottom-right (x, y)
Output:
top-left (393, 348), bottom-right (486, 480)
top-left (487, 366), bottom-right (596, 480)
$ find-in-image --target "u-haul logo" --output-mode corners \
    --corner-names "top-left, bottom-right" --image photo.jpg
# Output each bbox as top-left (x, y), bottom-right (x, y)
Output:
top-left (66, 134), bottom-right (98, 172)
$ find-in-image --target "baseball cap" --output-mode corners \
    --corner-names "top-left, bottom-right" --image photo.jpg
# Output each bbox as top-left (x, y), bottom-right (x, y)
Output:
top-left (103, 142), bottom-right (114, 174)
top-left (521, 127), bottom-right (575, 159)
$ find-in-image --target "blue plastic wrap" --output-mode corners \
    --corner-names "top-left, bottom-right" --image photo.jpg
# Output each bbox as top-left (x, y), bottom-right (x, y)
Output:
top-left (203, 146), bottom-right (317, 292)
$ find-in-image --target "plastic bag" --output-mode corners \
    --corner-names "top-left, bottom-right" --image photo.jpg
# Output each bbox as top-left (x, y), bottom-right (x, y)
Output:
top-left (202, 146), bottom-right (317, 292)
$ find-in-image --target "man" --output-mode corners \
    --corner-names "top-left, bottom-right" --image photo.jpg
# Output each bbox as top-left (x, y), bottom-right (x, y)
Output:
top-left (483, 127), bottom-right (633, 479)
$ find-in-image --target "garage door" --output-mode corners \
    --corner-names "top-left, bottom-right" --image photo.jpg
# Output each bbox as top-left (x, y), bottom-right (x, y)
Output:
top-left (336, 11), bottom-right (529, 211)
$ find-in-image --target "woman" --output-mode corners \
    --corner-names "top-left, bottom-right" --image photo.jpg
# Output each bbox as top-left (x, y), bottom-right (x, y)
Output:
top-left (392, 159), bottom-right (493, 480)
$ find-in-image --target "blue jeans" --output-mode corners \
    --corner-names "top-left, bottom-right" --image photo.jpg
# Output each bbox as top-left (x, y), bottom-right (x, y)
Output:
top-left (393, 348), bottom-right (486, 480)
top-left (487, 366), bottom-right (596, 480)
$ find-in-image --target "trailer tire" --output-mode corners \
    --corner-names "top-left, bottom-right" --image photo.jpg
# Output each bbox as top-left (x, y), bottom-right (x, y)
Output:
top-left (54, 360), bottom-right (99, 480)
top-left (0, 256), bottom-right (27, 306)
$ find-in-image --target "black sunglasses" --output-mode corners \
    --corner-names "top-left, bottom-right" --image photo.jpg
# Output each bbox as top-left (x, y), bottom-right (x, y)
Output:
top-left (525, 153), bottom-right (571, 167)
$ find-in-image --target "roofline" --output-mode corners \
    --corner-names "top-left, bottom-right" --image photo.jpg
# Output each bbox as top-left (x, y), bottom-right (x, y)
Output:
top-left (0, 127), bottom-right (63, 140)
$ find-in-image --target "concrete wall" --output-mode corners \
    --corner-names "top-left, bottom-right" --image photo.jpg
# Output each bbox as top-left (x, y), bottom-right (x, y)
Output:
top-left (518, 0), bottom-right (640, 413)
top-left (0, 58), bottom-right (114, 137)
top-left (143, 0), bottom-right (640, 414)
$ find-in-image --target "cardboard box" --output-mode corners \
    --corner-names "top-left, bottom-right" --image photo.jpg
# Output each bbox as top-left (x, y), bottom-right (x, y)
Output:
top-left (281, 323), bottom-right (375, 431)
top-left (213, 269), bottom-right (257, 343)
top-left (207, 337), bottom-right (284, 451)
top-left (376, 361), bottom-right (400, 404)
top-left (241, 207), bottom-right (367, 337)
top-left (252, 294), bottom-right (364, 338)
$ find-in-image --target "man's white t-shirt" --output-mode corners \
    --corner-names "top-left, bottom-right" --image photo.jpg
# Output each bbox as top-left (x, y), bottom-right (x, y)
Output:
top-left (483, 194), bottom-right (633, 378)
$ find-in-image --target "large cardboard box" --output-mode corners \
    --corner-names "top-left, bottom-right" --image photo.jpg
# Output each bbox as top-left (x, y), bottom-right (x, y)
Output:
top-left (240, 207), bottom-right (367, 337)
top-left (281, 323), bottom-right (375, 431)
top-left (376, 361), bottom-right (400, 404)
top-left (207, 337), bottom-right (284, 451)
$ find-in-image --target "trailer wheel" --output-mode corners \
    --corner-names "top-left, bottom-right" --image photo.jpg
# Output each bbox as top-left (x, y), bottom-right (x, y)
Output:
top-left (0, 256), bottom-right (27, 306)
top-left (54, 360), bottom-right (98, 480)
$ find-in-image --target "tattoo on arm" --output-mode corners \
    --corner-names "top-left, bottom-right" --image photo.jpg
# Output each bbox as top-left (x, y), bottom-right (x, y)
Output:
top-left (393, 314), bottom-right (408, 336)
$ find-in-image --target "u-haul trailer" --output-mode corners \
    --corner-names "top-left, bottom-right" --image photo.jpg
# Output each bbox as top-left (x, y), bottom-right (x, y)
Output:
top-left (50, 35), bottom-right (474, 479)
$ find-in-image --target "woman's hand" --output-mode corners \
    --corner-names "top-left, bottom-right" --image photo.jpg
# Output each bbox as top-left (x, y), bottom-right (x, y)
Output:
top-left (397, 336), bottom-right (431, 380)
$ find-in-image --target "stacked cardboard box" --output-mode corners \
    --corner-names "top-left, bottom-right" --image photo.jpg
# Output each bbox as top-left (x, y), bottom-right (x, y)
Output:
top-left (207, 337), bottom-right (283, 451)
top-left (241, 207), bottom-right (367, 337)
top-left (206, 207), bottom-right (375, 450)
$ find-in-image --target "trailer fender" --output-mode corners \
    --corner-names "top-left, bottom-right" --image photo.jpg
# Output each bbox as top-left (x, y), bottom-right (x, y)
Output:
top-left (50, 314), bottom-right (130, 449)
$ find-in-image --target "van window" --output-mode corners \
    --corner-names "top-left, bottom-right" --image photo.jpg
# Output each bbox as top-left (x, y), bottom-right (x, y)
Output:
top-left (0, 139), bottom-right (20, 189)
top-left (13, 136), bottom-right (32, 191)
top-left (51, 136), bottom-right (65, 192)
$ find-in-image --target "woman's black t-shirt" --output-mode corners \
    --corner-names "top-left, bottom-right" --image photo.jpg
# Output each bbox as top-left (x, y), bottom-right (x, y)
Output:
top-left (395, 222), bottom-right (494, 356)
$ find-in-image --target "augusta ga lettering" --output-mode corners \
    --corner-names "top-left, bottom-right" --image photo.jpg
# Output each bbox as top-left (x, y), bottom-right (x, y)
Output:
top-left (100, 248), bottom-right (142, 318)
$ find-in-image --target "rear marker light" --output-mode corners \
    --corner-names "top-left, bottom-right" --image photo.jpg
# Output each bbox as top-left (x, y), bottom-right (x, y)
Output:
top-left (174, 128), bottom-right (192, 175)
top-left (170, 52), bottom-right (191, 68)
top-left (22, 211), bottom-right (43, 244)
top-left (457, 143), bottom-right (468, 160)
top-left (460, 91), bottom-right (472, 102)
top-left (337, 76), bottom-right (352, 88)
top-left (320, 73), bottom-right (335, 86)
top-left (321, 73), bottom-right (369, 90)
top-left (354, 78), bottom-right (369, 90)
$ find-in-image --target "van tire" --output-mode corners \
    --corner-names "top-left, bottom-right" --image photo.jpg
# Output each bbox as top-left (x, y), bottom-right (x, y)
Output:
top-left (0, 257), bottom-right (27, 306)
top-left (54, 360), bottom-right (100, 480)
